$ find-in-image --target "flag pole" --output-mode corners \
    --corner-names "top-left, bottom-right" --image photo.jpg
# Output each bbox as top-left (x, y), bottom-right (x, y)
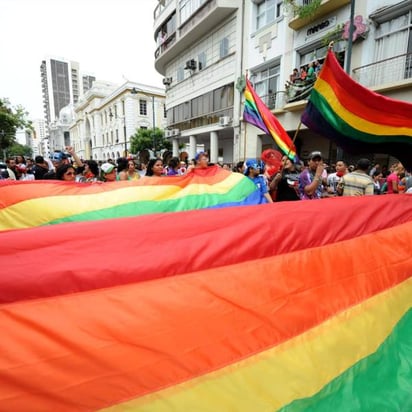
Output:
top-left (243, 71), bottom-right (249, 160)
top-left (243, 122), bottom-right (247, 160)
top-left (345, 0), bottom-right (356, 74)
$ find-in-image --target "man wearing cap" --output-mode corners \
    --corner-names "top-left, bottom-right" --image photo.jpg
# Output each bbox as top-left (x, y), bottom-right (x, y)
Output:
top-left (195, 152), bottom-right (209, 169)
top-left (100, 162), bottom-right (117, 182)
top-left (244, 159), bottom-right (273, 204)
top-left (298, 151), bottom-right (325, 200)
top-left (44, 151), bottom-right (70, 180)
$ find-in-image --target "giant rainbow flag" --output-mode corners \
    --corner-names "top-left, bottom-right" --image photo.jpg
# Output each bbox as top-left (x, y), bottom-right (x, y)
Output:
top-left (0, 166), bottom-right (262, 231)
top-left (1, 186), bottom-right (412, 410)
top-left (301, 49), bottom-right (412, 169)
top-left (243, 78), bottom-right (298, 162)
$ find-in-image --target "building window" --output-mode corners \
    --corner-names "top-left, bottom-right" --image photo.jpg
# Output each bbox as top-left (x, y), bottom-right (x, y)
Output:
top-left (179, 0), bottom-right (207, 25)
top-left (372, 9), bottom-right (412, 84)
top-left (163, 104), bottom-right (167, 118)
top-left (256, 0), bottom-right (282, 31)
top-left (253, 64), bottom-right (280, 109)
top-left (198, 51), bottom-right (207, 70)
top-left (139, 99), bottom-right (147, 116)
top-left (374, 10), bottom-right (411, 59)
top-left (177, 67), bottom-right (184, 82)
top-left (220, 37), bottom-right (229, 58)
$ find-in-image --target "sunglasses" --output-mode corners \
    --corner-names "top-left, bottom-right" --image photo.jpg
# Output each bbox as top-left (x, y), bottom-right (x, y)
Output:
top-left (65, 172), bottom-right (75, 176)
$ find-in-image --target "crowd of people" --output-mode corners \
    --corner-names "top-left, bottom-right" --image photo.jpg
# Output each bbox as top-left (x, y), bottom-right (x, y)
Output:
top-left (1, 149), bottom-right (411, 203)
top-left (286, 60), bottom-right (322, 88)
top-left (0, 148), bottom-right (208, 183)
top-left (238, 150), bottom-right (411, 203)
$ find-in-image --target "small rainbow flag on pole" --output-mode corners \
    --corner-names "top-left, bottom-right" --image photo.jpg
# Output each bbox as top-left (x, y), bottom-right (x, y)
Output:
top-left (301, 49), bottom-right (412, 169)
top-left (243, 78), bottom-right (298, 161)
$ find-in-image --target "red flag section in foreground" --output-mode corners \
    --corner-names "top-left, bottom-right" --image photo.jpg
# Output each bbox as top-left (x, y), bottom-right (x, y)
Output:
top-left (301, 49), bottom-right (412, 169)
top-left (1, 194), bottom-right (412, 411)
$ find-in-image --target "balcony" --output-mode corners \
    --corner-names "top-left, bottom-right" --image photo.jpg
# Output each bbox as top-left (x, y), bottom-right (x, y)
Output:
top-left (288, 0), bottom-right (351, 31)
top-left (155, 0), bottom-right (237, 75)
top-left (353, 52), bottom-right (412, 91)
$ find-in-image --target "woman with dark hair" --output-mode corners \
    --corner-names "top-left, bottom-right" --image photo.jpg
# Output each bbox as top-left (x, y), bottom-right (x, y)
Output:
top-left (116, 157), bottom-right (129, 181)
top-left (145, 158), bottom-right (164, 177)
top-left (166, 157), bottom-right (180, 176)
top-left (127, 159), bottom-right (140, 180)
top-left (79, 160), bottom-right (100, 182)
top-left (56, 164), bottom-right (76, 182)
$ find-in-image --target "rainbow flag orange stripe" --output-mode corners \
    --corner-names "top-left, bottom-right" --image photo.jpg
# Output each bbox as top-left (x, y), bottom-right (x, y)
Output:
top-left (1, 194), bottom-right (412, 410)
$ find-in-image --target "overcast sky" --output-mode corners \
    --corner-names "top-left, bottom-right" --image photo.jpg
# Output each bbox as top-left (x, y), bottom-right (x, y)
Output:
top-left (0, 0), bottom-right (163, 120)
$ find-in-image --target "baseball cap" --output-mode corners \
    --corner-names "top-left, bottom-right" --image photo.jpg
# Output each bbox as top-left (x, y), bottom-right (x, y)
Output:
top-left (101, 162), bottom-right (116, 174)
top-left (309, 151), bottom-right (322, 160)
top-left (244, 159), bottom-right (261, 174)
top-left (51, 152), bottom-right (67, 162)
top-left (195, 152), bottom-right (208, 161)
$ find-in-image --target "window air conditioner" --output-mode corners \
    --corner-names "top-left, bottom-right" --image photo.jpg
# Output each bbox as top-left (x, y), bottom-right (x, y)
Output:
top-left (219, 116), bottom-right (231, 126)
top-left (185, 59), bottom-right (197, 70)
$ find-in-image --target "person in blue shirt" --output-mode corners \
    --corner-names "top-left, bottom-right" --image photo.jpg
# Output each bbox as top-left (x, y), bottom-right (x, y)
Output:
top-left (244, 159), bottom-right (273, 204)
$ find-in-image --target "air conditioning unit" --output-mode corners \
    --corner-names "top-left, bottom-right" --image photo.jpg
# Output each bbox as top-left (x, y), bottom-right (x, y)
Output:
top-left (184, 59), bottom-right (197, 70)
top-left (219, 116), bottom-right (231, 126)
top-left (162, 77), bottom-right (172, 86)
top-left (165, 129), bottom-right (180, 138)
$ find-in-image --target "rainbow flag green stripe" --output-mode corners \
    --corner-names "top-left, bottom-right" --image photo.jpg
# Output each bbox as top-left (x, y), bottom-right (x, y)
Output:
top-left (0, 167), bottom-right (260, 231)
top-left (310, 87), bottom-right (412, 145)
top-left (47, 184), bottom-right (259, 225)
top-left (280, 307), bottom-right (412, 412)
top-left (301, 50), bottom-right (412, 168)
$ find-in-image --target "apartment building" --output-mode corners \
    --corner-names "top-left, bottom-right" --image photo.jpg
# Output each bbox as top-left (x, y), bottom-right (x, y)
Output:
top-left (154, 0), bottom-right (412, 165)
top-left (154, 0), bottom-right (243, 163)
top-left (70, 81), bottom-right (166, 161)
top-left (40, 57), bottom-right (96, 141)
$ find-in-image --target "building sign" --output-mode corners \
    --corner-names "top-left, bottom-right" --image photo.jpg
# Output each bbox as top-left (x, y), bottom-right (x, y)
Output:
top-left (306, 16), bottom-right (337, 38)
top-left (343, 15), bottom-right (368, 42)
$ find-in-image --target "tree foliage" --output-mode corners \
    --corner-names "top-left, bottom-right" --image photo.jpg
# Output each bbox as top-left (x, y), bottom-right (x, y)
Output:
top-left (0, 98), bottom-right (32, 154)
top-left (7, 142), bottom-right (33, 158)
top-left (130, 127), bottom-right (172, 154)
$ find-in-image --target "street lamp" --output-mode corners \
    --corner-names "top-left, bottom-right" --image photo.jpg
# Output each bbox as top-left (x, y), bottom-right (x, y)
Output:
top-left (131, 87), bottom-right (156, 155)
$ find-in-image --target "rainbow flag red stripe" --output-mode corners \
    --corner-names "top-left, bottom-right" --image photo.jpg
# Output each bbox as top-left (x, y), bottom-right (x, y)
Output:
top-left (1, 194), bottom-right (412, 410)
top-left (243, 78), bottom-right (298, 161)
top-left (302, 50), bottom-right (412, 168)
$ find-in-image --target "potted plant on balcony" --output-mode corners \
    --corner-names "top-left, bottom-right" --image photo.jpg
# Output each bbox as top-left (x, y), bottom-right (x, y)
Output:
top-left (284, 0), bottom-right (322, 20)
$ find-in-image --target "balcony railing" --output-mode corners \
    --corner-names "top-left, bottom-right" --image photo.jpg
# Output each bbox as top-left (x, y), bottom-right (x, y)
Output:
top-left (353, 52), bottom-right (412, 88)
top-left (260, 91), bottom-right (289, 110)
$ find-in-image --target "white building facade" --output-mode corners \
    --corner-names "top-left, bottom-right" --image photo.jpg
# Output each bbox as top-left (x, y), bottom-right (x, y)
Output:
top-left (69, 81), bottom-right (166, 161)
top-left (154, 0), bottom-right (412, 165)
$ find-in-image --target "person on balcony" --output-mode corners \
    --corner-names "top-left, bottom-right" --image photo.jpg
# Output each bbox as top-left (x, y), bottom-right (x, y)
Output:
top-left (289, 68), bottom-right (299, 83)
top-left (306, 62), bottom-right (316, 83)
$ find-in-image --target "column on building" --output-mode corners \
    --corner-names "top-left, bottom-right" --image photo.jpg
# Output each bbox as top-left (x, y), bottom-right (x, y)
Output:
top-left (209, 131), bottom-right (218, 164)
top-left (172, 138), bottom-right (179, 157)
top-left (189, 135), bottom-right (197, 161)
top-left (124, 95), bottom-right (134, 156)
top-left (93, 112), bottom-right (103, 160)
